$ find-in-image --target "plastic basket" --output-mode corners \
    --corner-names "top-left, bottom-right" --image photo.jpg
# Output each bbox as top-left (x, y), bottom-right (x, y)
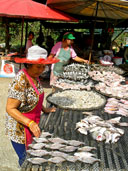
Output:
top-left (126, 60), bottom-right (128, 64)
top-left (113, 57), bottom-right (123, 65)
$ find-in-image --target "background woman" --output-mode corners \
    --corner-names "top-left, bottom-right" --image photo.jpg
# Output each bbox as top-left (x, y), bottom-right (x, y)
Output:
top-left (25, 31), bottom-right (34, 55)
top-left (48, 32), bottom-right (89, 86)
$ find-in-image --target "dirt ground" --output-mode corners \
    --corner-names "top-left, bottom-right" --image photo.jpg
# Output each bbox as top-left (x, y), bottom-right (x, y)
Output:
top-left (0, 76), bottom-right (52, 171)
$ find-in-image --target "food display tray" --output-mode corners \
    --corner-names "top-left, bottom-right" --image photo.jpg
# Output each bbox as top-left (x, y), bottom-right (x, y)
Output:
top-left (46, 90), bottom-right (106, 111)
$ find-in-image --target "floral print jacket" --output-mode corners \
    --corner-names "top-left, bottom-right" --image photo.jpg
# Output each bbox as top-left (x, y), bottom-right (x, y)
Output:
top-left (5, 70), bottom-right (44, 144)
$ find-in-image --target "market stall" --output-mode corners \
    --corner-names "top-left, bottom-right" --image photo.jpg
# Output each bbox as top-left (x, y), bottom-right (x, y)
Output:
top-left (21, 63), bottom-right (128, 171)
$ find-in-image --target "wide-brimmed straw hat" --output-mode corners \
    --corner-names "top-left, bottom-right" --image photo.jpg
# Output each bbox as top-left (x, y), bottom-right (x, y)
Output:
top-left (15, 45), bottom-right (59, 64)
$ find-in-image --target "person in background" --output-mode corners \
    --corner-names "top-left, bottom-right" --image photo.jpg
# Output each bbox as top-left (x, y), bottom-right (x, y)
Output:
top-left (45, 35), bottom-right (54, 55)
top-left (5, 45), bottom-right (58, 166)
top-left (48, 32), bottom-right (89, 86)
top-left (36, 32), bottom-right (45, 48)
top-left (25, 31), bottom-right (34, 54)
top-left (124, 44), bottom-right (128, 62)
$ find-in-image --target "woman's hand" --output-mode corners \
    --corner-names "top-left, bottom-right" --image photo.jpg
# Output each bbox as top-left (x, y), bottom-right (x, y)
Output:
top-left (73, 56), bottom-right (89, 64)
top-left (42, 106), bottom-right (56, 114)
top-left (29, 121), bottom-right (41, 138)
top-left (83, 59), bottom-right (89, 64)
top-left (46, 107), bottom-right (56, 113)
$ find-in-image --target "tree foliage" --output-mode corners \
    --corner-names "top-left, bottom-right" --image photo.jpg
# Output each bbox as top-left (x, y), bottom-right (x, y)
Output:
top-left (0, 19), bottom-right (127, 52)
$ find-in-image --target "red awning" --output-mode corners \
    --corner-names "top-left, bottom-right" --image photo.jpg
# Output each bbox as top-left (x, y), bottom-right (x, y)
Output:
top-left (0, 0), bottom-right (78, 22)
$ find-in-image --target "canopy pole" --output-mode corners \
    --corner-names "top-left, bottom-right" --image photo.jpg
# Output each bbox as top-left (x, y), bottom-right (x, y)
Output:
top-left (113, 28), bottom-right (126, 41)
top-left (19, 18), bottom-right (24, 69)
top-left (89, 1), bottom-right (99, 64)
top-left (20, 17), bottom-right (24, 56)
top-left (25, 21), bottom-right (28, 47)
top-left (5, 18), bottom-right (10, 54)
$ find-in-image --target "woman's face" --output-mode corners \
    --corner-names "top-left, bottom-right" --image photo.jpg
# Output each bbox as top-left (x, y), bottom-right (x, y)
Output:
top-left (65, 39), bottom-right (74, 46)
top-left (28, 64), bottom-right (45, 78)
top-left (29, 34), bottom-right (34, 40)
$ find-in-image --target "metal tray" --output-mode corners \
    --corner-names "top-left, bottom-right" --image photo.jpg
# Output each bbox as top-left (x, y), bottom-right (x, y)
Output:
top-left (90, 64), bottom-right (126, 75)
top-left (46, 90), bottom-right (106, 111)
top-left (94, 87), bottom-right (128, 100)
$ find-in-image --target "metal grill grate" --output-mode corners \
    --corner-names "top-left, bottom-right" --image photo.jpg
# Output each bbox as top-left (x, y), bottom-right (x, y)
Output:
top-left (21, 106), bottom-right (128, 171)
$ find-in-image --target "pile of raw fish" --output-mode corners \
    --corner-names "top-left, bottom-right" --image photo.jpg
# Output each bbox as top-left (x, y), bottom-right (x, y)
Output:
top-left (47, 90), bottom-right (106, 110)
top-left (89, 71), bottom-right (128, 99)
top-left (54, 79), bottom-right (94, 91)
top-left (76, 115), bottom-right (125, 143)
top-left (104, 98), bottom-right (128, 118)
top-left (27, 131), bottom-right (100, 165)
top-left (90, 64), bottom-right (125, 75)
top-left (89, 71), bottom-right (124, 83)
top-left (53, 63), bottom-right (92, 90)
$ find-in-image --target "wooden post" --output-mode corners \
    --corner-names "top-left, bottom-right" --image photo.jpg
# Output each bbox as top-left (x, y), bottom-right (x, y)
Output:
top-left (89, 1), bottom-right (99, 64)
top-left (20, 18), bottom-right (24, 56)
top-left (25, 21), bottom-right (28, 47)
top-left (19, 18), bottom-right (24, 69)
top-left (5, 18), bottom-right (10, 54)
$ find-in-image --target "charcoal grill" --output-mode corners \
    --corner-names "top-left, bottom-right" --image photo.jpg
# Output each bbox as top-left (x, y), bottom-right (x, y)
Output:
top-left (21, 101), bottom-right (128, 171)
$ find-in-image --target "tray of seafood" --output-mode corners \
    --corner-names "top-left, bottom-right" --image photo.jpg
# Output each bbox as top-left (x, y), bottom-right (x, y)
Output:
top-left (88, 70), bottom-right (125, 83)
top-left (26, 132), bottom-right (100, 165)
top-left (53, 79), bottom-right (94, 91)
top-left (47, 90), bottom-right (106, 111)
top-left (94, 88), bottom-right (120, 100)
top-left (94, 82), bottom-right (128, 100)
top-left (90, 64), bottom-right (125, 75)
top-left (57, 63), bottom-right (90, 85)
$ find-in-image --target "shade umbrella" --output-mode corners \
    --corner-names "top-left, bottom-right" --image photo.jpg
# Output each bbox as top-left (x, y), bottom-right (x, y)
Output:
top-left (0, 0), bottom-right (78, 54)
top-left (47, 0), bottom-right (128, 63)
top-left (0, 0), bottom-right (78, 21)
top-left (47, 0), bottom-right (128, 20)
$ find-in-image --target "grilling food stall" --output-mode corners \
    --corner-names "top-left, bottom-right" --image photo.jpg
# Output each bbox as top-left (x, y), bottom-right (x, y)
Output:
top-left (21, 63), bottom-right (128, 171)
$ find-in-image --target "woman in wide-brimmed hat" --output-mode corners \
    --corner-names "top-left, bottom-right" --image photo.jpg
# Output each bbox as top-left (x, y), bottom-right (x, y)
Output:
top-left (5, 45), bottom-right (59, 166)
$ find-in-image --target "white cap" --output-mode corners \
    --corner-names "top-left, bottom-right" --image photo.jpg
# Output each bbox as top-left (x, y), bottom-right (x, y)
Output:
top-left (27, 45), bottom-right (48, 60)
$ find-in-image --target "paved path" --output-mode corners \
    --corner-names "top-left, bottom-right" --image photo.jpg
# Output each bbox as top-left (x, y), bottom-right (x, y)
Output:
top-left (0, 77), bottom-right (52, 171)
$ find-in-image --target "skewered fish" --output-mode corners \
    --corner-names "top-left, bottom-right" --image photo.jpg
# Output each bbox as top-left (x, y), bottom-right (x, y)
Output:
top-left (27, 157), bottom-right (47, 165)
top-left (74, 151), bottom-right (100, 164)
top-left (66, 140), bottom-right (85, 146)
top-left (48, 137), bottom-right (68, 144)
top-left (45, 143), bottom-right (66, 150)
top-left (78, 156), bottom-right (101, 164)
top-left (40, 132), bottom-right (52, 138)
top-left (28, 143), bottom-right (46, 150)
top-left (48, 157), bottom-right (66, 164)
top-left (78, 146), bottom-right (96, 152)
top-left (74, 152), bottom-right (96, 158)
top-left (51, 151), bottom-right (69, 158)
top-left (27, 149), bottom-right (51, 157)
top-left (33, 137), bottom-right (49, 143)
top-left (66, 155), bottom-right (78, 162)
top-left (60, 146), bottom-right (78, 152)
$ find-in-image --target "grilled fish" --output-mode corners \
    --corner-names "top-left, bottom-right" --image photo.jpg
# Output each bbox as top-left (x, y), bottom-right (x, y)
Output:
top-left (27, 157), bottom-right (47, 165)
